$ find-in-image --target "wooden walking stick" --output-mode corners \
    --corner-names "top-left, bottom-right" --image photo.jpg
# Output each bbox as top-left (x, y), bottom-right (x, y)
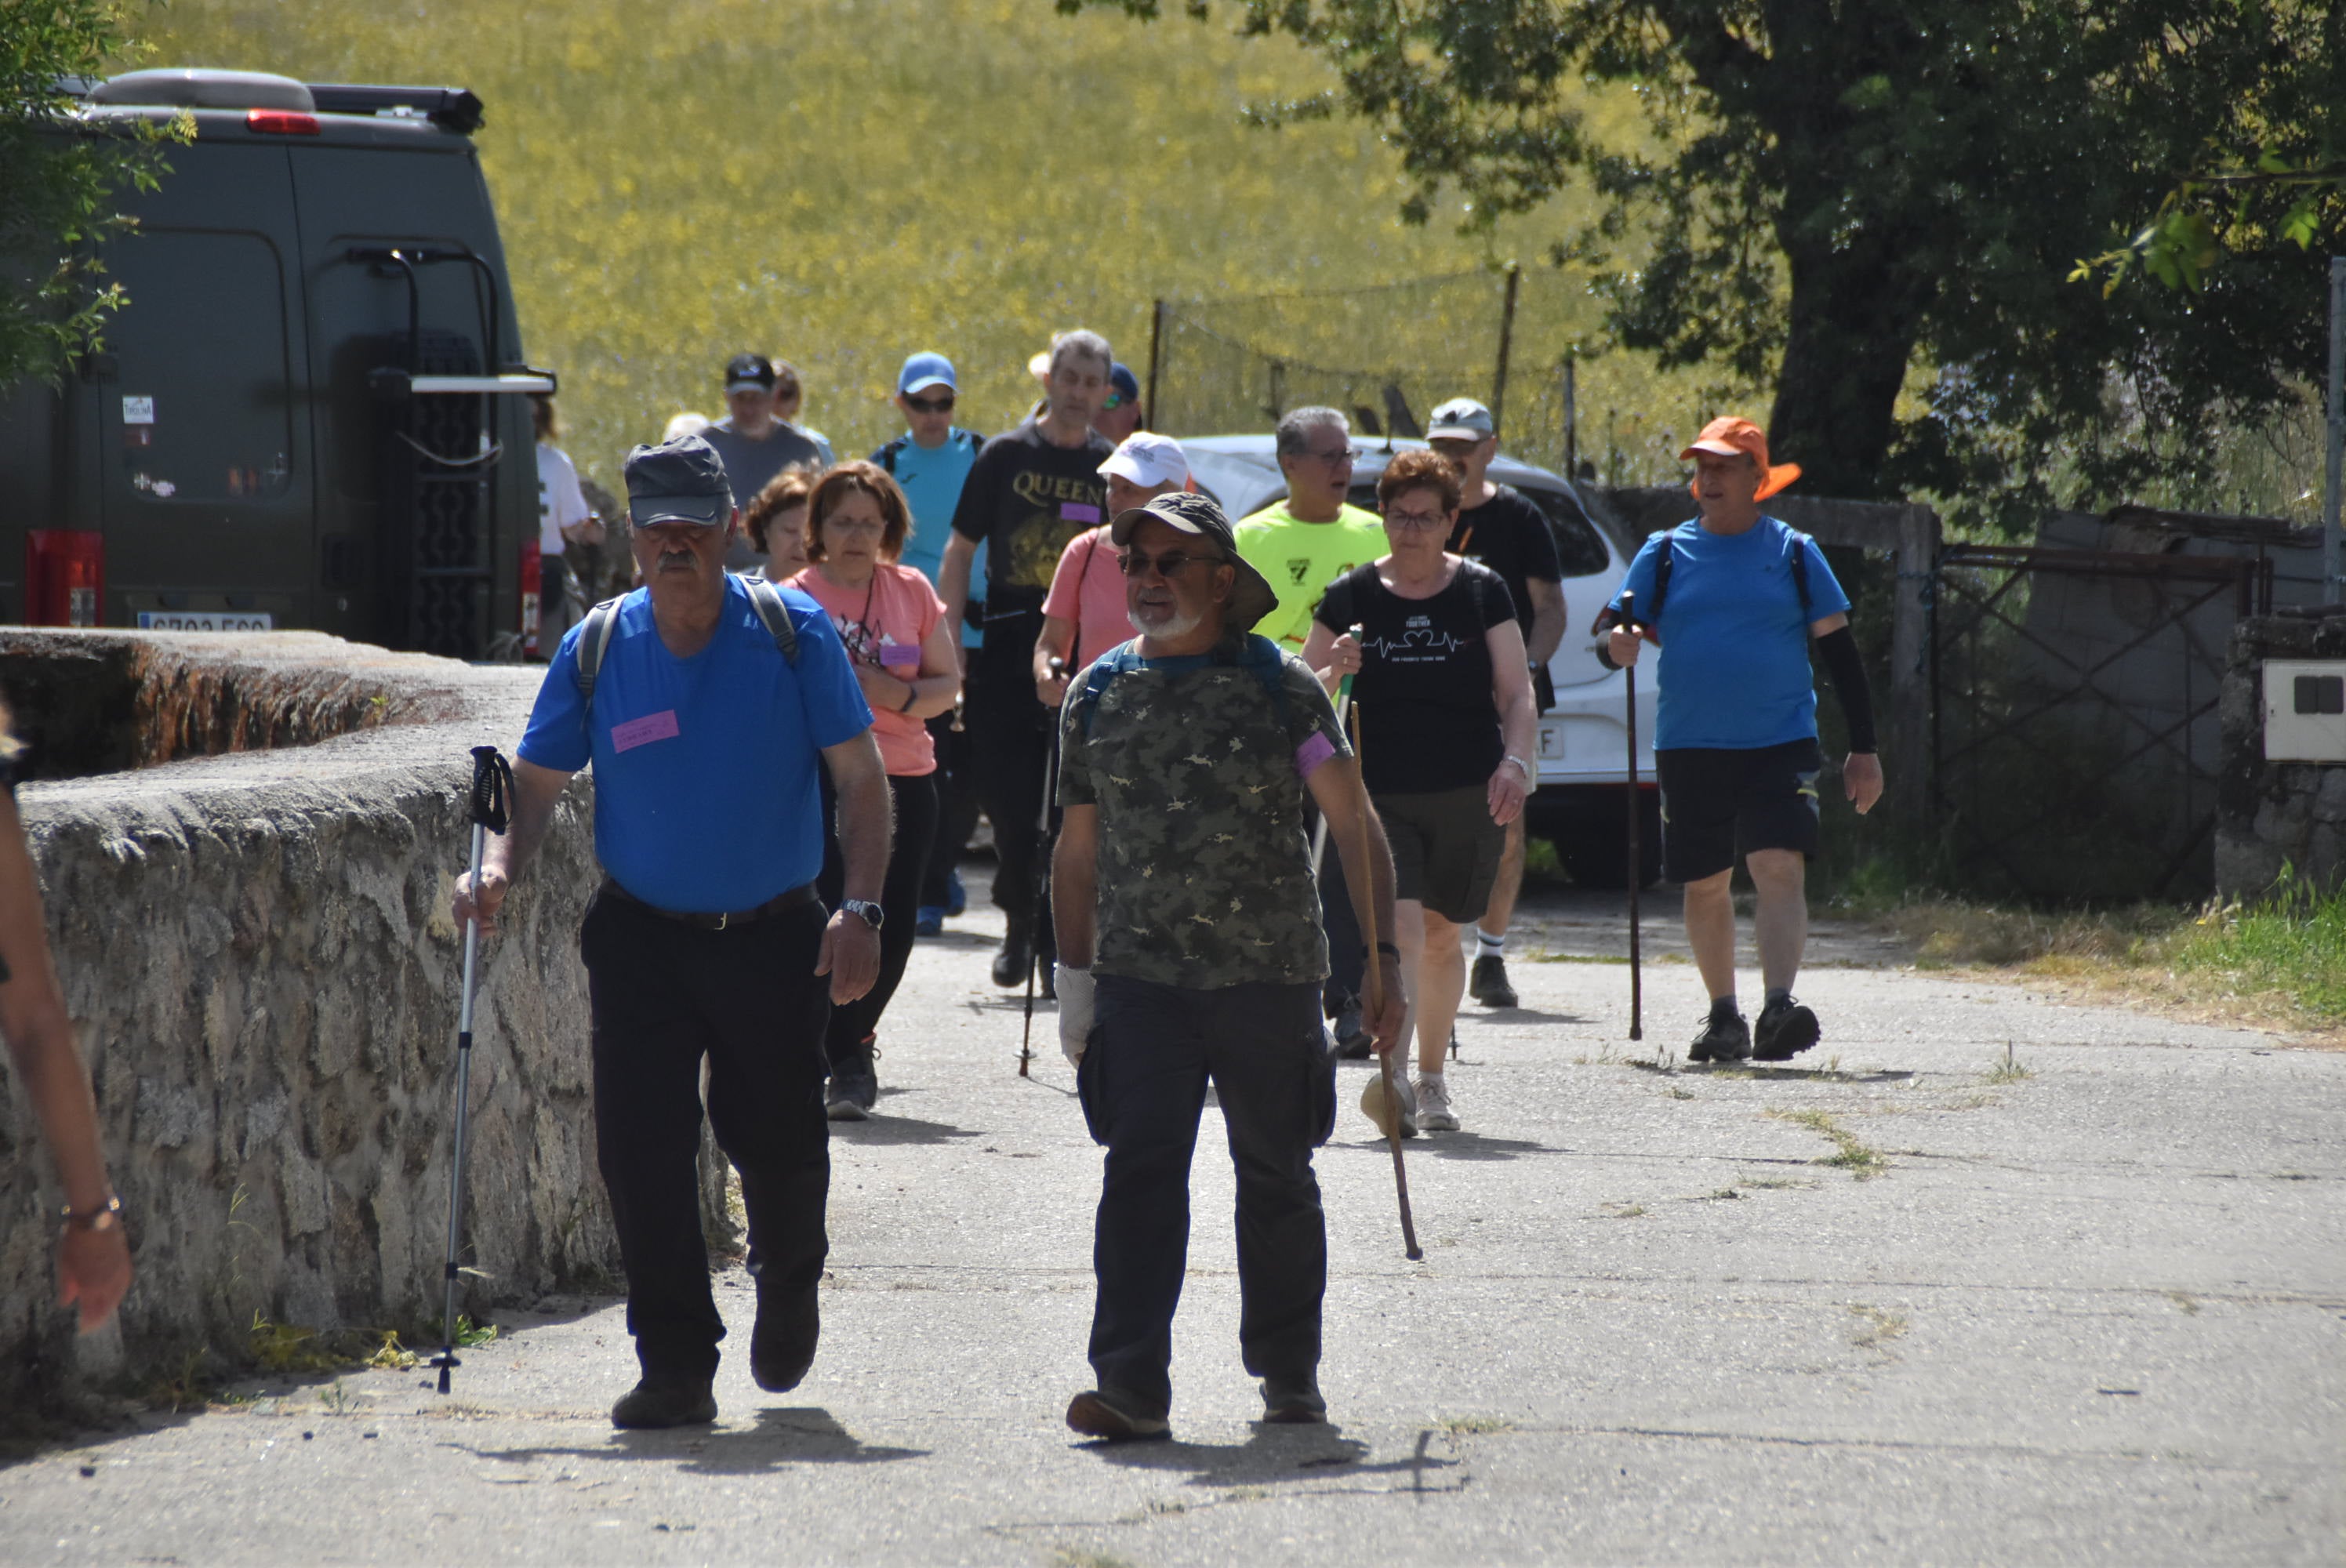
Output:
top-left (1348, 691), bottom-right (1423, 1262)
top-left (1621, 590), bottom-right (1643, 1042)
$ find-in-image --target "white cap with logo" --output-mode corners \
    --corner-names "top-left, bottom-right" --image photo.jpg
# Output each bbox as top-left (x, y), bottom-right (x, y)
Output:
top-left (1428, 397), bottom-right (1496, 441)
top-left (1098, 430), bottom-right (1189, 490)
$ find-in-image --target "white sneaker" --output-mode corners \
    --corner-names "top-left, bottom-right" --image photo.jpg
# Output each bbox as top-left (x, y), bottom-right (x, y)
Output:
top-left (1359, 1067), bottom-right (1418, 1138)
top-left (1415, 1073), bottom-right (1459, 1132)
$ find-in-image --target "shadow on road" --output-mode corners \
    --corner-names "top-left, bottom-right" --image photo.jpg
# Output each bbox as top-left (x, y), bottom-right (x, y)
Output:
top-left (1081, 1422), bottom-right (1465, 1494)
top-left (465, 1406), bottom-right (925, 1475)
top-left (830, 1112), bottom-right (980, 1146)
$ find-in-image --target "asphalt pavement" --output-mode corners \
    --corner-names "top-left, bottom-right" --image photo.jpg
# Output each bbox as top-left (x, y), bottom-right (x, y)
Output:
top-left (2, 876), bottom-right (2339, 1566)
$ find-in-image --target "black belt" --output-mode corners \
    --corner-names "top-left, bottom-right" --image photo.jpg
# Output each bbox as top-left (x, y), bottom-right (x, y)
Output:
top-left (600, 878), bottom-right (819, 931)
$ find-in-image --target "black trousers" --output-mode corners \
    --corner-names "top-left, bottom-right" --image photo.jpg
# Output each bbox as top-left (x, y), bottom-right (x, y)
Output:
top-left (1079, 975), bottom-right (1334, 1414)
top-left (968, 616), bottom-right (1056, 957)
top-left (817, 770), bottom-right (938, 1072)
top-left (581, 889), bottom-right (831, 1381)
top-left (920, 711), bottom-right (981, 909)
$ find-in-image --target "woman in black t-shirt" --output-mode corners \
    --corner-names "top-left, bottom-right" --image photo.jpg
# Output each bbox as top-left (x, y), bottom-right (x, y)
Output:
top-left (1302, 450), bottom-right (1537, 1136)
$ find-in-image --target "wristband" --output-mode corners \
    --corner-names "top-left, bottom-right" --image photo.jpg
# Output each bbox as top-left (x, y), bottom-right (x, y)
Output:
top-left (60, 1195), bottom-right (122, 1233)
top-left (1364, 942), bottom-right (1400, 959)
top-left (1503, 755), bottom-right (1533, 780)
top-left (899, 683), bottom-right (918, 713)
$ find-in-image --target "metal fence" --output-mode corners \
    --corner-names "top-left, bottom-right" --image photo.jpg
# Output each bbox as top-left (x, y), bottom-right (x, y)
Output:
top-left (1930, 543), bottom-right (2272, 901)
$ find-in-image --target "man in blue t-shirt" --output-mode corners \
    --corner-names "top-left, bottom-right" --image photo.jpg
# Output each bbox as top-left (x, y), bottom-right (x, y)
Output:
top-left (452, 435), bottom-right (890, 1432)
top-left (872, 350), bottom-right (986, 934)
top-left (1603, 417), bottom-right (1884, 1064)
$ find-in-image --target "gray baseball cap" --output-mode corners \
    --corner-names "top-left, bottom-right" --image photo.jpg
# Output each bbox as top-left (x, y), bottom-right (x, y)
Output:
top-left (623, 434), bottom-right (734, 527)
top-left (1429, 397), bottom-right (1496, 441)
top-left (1109, 491), bottom-right (1278, 633)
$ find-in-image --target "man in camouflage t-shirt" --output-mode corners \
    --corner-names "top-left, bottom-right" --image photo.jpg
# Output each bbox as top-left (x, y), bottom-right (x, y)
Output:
top-left (1051, 492), bottom-right (1402, 1443)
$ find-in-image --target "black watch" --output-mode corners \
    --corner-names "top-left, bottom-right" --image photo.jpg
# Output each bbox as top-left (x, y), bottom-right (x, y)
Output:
top-left (841, 898), bottom-right (884, 931)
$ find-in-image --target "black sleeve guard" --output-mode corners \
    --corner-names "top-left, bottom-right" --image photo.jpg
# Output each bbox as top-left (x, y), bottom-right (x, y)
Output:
top-left (1816, 625), bottom-right (1876, 754)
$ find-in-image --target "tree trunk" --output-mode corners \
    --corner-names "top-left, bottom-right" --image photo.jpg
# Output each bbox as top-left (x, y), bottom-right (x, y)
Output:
top-left (1766, 230), bottom-right (1935, 500)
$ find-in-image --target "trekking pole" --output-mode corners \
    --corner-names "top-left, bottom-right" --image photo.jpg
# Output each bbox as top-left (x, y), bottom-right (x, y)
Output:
top-left (1619, 591), bottom-right (1643, 1043)
top-left (1019, 656), bottom-right (1067, 1077)
top-left (434, 744), bottom-right (514, 1395)
top-left (1348, 693), bottom-right (1422, 1262)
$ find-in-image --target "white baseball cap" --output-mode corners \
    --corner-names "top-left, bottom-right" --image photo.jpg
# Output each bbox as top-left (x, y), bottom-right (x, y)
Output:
top-left (1098, 430), bottom-right (1189, 489)
top-left (1429, 397), bottom-right (1496, 441)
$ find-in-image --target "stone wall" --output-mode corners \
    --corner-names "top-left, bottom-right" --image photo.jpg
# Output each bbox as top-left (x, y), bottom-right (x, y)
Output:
top-left (0, 633), bottom-right (625, 1406)
top-left (2217, 612), bottom-right (2346, 898)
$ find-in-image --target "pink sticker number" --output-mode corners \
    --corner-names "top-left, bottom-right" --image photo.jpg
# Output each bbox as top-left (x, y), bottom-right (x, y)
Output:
top-left (611, 709), bottom-right (680, 753)
top-left (1061, 503), bottom-right (1101, 524)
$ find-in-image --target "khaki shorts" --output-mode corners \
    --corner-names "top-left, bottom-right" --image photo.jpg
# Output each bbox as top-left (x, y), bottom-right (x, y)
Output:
top-left (1375, 784), bottom-right (1503, 925)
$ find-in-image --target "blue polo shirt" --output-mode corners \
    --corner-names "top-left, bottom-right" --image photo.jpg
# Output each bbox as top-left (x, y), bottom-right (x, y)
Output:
top-left (1608, 517), bottom-right (1850, 752)
top-left (518, 577), bottom-right (873, 911)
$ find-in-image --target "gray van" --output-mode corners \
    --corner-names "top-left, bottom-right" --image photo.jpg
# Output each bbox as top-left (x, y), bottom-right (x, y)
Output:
top-left (0, 67), bottom-right (551, 659)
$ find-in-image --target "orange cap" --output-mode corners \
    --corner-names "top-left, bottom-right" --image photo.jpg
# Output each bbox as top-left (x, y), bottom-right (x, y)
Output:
top-left (1680, 416), bottom-right (1799, 502)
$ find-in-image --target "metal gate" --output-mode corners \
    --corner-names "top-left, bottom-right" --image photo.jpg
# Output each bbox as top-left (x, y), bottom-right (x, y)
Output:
top-left (1930, 544), bottom-right (2271, 901)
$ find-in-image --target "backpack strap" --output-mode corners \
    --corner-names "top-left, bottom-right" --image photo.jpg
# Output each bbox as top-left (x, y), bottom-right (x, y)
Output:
top-left (1643, 524), bottom-right (1810, 627)
top-left (574, 595), bottom-right (624, 706)
top-left (744, 576), bottom-right (803, 666)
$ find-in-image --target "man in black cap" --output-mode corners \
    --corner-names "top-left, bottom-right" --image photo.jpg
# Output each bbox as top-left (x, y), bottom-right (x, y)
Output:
top-left (702, 352), bottom-right (826, 573)
top-left (452, 434), bottom-right (890, 1429)
top-left (1051, 491), bottom-right (1404, 1440)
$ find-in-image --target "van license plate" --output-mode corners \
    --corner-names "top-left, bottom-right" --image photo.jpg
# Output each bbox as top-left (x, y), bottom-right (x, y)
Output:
top-left (1536, 724), bottom-right (1565, 760)
top-left (137, 612), bottom-right (274, 631)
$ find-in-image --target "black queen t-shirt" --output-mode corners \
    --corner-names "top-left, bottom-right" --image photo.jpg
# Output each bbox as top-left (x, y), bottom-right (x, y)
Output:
top-left (1316, 558), bottom-right (1516, 795)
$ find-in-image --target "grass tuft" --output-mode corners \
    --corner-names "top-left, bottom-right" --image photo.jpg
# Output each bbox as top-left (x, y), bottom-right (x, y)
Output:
top-left (1770, 1109), bottom-right (1887, 1179)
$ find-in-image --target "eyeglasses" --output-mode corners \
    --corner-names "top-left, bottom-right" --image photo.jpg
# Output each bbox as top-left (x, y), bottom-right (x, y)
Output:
top-left (904, 394), bottom-right (954, 414)
top-left (1309, 446), bottom-right (1360, 466)
top-left (823, 515), bottom-right (888, 536)
top-left (1384, 509), bottom-right (1451, 533)
top-left (1117, 548), bottom-right (1226, 579)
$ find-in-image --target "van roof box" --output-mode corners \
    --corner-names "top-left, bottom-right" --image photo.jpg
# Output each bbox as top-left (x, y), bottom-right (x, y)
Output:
top-left (84, 68), bottom-right (484, 133)
top-left (89, 67), bottom-right (314, 111)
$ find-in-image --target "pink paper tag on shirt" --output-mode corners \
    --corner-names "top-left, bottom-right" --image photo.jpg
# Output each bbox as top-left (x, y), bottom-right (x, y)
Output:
top-left (611, 709), bottom-right (680, 753)
top-left (1061, 503), bottom-right (1101, 524)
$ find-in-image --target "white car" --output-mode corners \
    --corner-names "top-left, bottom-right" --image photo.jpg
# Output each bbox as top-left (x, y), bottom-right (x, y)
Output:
top-left (1181, 434), bottom-right (1660, 887)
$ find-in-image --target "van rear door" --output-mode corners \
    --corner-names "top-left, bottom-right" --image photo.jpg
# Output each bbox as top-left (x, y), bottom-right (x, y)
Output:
top-left (100, 140), bottom-right (311, 631)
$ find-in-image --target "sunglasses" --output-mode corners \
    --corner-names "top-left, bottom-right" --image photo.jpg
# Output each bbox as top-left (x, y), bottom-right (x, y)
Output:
top-left (1102, 392), bottom-right (1126, 410)
top-left (904, 394), bottom-right (955, 414)
top-left (1117, 548), bottom-right (1225, 579)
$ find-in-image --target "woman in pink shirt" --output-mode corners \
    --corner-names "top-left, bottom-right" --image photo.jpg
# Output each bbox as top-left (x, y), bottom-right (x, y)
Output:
top-left (790, 462), bottom-right (962, 1120)
top-left (1033, 432), bottom-right (1190, 705)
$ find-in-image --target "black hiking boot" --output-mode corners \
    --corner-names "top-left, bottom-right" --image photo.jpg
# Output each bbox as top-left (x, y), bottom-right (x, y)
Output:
top-left (1469, 953), bottom-right (1518, 1007)
top-left (1260, 1374), bottom-right (1328, 1424)
top-left (1753, 995), bottom-right (1821, 1061)
top-left (612, 1374), bottom-right (717, 1429)
top-left (750, 1281), bottom-right (820, 1394)
top-left (1065, 1386), bottom-right (1171, 1442)
top-left (991, 916), bottom-right (1032, 989)
top-left (1688, 1003), bottom-right (1750, 1063)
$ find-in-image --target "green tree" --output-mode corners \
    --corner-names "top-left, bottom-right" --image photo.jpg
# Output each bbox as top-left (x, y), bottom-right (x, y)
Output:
top-left (0, 1), bottom-right (176, 393)
top-left (1062, 0), bottom-right (2343, 524)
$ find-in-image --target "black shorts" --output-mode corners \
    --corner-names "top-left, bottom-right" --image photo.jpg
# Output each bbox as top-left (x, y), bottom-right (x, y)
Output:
top-left (1375, 784), bottom-right (1503, 924)
top-left (1656, 739), bottom-right (1823, 884)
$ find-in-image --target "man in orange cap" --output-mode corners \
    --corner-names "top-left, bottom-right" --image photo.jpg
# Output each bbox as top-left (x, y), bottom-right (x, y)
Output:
top-left (1600, 417), bottom-right (1883, 1062)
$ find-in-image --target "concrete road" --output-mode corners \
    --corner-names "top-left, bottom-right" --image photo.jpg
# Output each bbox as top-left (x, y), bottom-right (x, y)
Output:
top-left (4, 877), bottom-right (2341, 1565)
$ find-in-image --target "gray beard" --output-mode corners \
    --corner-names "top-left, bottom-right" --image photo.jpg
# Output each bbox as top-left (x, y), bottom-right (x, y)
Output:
top-left (1134, 606), bottom-right (1202, 641)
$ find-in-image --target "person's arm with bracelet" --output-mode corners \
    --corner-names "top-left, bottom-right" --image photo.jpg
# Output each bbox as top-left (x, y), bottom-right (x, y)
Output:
top-left (889, 606), bottom-right (963, 720)
top-left (1810, 612), bottom-right (1883, 813)
top-left (1484, 618), bottom-right (1538, 826)
top-left (0, 782), bottom-right (133, 1331)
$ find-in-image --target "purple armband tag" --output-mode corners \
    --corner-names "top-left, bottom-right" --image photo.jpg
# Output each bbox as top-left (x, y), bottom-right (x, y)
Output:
top-left (1061, 503), bottom-right (1101, 524)
top-left (1295, 731), bottom-right (1337, 778)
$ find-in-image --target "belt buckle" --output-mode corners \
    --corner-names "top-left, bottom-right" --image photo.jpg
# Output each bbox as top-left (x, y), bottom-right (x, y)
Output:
top-left (714, 911), bottom-right (730, 932)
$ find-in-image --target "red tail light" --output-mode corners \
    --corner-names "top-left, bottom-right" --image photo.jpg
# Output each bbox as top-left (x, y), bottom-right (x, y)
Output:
top-left (245, 108), bottom-right (321, 136)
